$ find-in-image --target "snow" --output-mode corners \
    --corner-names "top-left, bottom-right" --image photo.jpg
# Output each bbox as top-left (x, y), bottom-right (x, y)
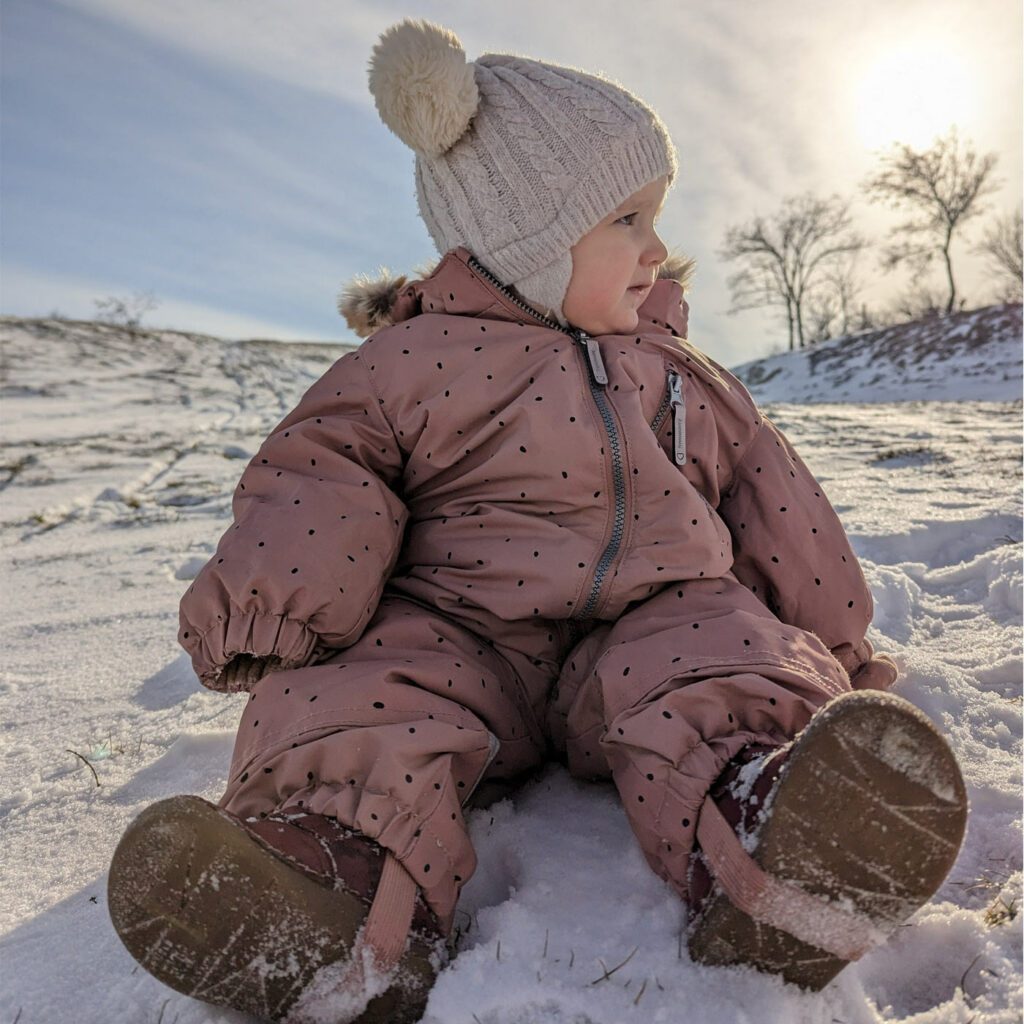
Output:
top-left (1, 312), bottom-right (1021, 1024)
top-left (286, 943), bottom-right (393, 1024)
top-left (731, 304), bottom-right (1022, 404)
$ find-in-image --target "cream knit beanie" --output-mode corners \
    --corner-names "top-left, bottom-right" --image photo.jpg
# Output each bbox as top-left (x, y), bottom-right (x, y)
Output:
top-left (368, 20), bottom-right (677, 320)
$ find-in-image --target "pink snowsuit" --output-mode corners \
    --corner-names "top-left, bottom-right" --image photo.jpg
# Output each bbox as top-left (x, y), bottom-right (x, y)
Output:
top-left (179, 248), bottom-right (880, 931)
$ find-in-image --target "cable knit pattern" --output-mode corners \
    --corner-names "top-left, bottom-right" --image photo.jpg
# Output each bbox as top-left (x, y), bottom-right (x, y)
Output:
top-left (435, 121), bottom-right (509, 253)
top-left (368, 20), bottom-right (676, 320)
top-left (481, 65), bottom-right (580, 198)
top-left (494, 57), bottom-right (634, 136)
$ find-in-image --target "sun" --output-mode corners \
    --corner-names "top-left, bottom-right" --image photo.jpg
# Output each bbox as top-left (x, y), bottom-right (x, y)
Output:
top-left (852, 43), bottom-right (976, 150)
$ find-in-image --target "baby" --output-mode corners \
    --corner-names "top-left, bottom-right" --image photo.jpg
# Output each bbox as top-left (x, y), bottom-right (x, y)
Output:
top-left (108, 20), bottom-right (968, 1024)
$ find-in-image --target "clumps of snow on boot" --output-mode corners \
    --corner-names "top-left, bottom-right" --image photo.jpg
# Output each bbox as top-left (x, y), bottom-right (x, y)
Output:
top-left (284, 939), bottom-right (391, 1024)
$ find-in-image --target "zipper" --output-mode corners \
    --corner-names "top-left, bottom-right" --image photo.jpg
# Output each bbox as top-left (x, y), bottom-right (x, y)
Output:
top-left (669, 370), bottom-right (686, 465)
top-left (566, 618), bottom-right (588, 648)
top-left (467, 256), bottom-right (567, 332)
top-left (650, 369), bottom-right (686, 465)
top-left (583, 337), bottom-right (608, 385)
top-left (572, 326), bottom-right (627, 620)
top-left (650, 385), bottom-right (672, 435)
top-left (465, 254), bottom-right (628, 620)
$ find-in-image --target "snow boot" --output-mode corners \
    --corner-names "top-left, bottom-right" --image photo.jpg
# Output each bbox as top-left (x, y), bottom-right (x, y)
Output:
top-left (687, 689), bottom-right (968, 990)
top-left (107, 795), bottom-right (445, 1023)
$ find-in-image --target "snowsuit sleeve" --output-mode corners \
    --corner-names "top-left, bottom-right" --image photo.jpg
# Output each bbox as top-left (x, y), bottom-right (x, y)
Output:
top-left (179, 350), bottom-right (407, 690)
top-left (716, 415), bottom-right (875, 673)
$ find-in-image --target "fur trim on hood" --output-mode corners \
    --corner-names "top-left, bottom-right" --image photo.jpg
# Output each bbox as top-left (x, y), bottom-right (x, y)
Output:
top-left (338, 269), bottom-right (412, 338)
top-left (660, 250), bottom-right (696, 291)
top-left (338, 251), bottom-right (696, 339)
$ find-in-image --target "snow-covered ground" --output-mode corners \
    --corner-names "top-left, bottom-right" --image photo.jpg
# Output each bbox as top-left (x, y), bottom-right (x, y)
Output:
top-left (732, 304), bottom-right (1022, 404)
top-left (1, 313), bottom-right (1021, 1024)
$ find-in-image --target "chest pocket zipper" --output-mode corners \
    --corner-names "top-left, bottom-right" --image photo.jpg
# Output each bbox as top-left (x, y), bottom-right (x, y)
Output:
top-left (651, 369), bottom-right (686, 466)
top-left (668, 370), bottom-right (686, 465)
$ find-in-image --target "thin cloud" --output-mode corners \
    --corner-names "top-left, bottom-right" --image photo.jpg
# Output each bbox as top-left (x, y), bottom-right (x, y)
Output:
top-left (1, 263), bottom-right (347, 341)
top-left (8, 0), bottom-right (1021, 365)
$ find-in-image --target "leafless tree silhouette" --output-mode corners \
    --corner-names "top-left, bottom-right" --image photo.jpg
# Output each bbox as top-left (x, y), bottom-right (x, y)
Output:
top-left (720, 193), bottom-right (864, 350)
top-left (94, 291), bottom-right (159, 329)
top-left (863, 128), bottom-right (1000, 314)
top-left (976, 206), bottom-right (1023, 303)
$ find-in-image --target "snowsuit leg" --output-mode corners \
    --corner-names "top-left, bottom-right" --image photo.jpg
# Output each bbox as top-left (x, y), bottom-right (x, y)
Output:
top-left (547, 575), bottom-right (852, 899)
top-left (219, 593), bottom-right (551, 930)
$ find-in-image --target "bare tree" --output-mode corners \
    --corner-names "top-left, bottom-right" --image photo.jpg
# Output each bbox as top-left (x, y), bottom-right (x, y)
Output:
top-left (863, 127), bottom-right (1000, 314)
top-left (853, 288), bottom-right (946, 330)
top-left (720, 193), bottom-right (864, 350)
top-left (804, 291), bottom-right (839, 345)
top-left (805, 256), bottom-right (863, 343)
top-left (976, 206), bottom-right (1023, 303)
top-left (94, 291), bottom-right (159, 329)
top-left (887, 287), bottom-right (946, 324)
top-left (826, 255), bottom-right (863, 338)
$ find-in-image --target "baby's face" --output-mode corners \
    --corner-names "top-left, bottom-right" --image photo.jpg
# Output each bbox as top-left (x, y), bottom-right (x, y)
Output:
top-left (563, 176), bottom-right (669, 336)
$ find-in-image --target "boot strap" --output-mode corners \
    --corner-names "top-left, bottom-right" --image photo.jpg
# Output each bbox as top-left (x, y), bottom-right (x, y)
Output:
top-left (362, 851), bottom-right (420, 970)
top-left (695, 798), bottom-right (891, 961)
top-left (285, 852), bottom-right (420, 1022)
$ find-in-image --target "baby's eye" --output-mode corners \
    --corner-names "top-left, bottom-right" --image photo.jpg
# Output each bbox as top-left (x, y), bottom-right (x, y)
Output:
top-left (616, 212), bottom-right (637, 225)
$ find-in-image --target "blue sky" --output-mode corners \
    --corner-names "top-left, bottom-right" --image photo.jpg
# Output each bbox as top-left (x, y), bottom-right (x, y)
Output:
top-left (2, 0), bottom-right (1020, 364)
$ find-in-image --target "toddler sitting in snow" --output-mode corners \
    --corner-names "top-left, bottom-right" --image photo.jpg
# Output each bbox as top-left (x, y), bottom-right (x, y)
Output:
top-left (108, 20), bottom-right (968, 1024)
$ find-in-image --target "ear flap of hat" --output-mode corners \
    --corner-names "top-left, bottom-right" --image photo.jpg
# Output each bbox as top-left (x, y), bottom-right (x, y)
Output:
top-left (511, 253), bottom-right (573, 326)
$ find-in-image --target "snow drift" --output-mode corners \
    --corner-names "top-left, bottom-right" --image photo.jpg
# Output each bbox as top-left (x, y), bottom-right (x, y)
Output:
top-left (0, 310), bottom-right (1020, 1024)
top-left (732, 303), bottom-right (1022, 404)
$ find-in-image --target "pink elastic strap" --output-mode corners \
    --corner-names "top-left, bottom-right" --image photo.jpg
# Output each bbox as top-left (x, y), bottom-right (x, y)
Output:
top-left (287, 852), bottom-right (418, 1020)
top-left (695, 798), bottom-right (889, 962)
top-left (361, 851), bottom-right (419, 971)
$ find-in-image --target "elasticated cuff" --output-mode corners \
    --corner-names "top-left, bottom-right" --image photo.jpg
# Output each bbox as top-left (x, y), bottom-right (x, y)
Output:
top-left (181, 609), bottom-right (321, 692)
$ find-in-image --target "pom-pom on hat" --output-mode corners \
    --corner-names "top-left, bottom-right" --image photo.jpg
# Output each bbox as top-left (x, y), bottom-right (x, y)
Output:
top-left (368, 19), bottom-right (677, 321)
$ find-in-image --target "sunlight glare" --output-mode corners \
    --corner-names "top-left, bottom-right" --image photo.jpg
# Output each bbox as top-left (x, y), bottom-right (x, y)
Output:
top-left (853, 44), bottom-right (975, 150)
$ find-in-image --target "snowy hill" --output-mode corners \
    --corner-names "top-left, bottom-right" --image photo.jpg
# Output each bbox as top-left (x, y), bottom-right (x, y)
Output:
top-left (731, 303), bottom-right (1022, 403)
top-left (0, 315), bottom-right (1021, 1024)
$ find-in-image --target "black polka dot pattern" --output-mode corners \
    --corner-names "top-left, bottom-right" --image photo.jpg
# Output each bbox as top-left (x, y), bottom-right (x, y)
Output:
top-left (195, 255), bottom-right (871, 921)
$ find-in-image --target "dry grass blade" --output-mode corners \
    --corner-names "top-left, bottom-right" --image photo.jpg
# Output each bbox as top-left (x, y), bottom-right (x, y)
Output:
top-left (590, 946), bottom-right (638, 985)
top-left (65, 749), bottom-right (100, 787)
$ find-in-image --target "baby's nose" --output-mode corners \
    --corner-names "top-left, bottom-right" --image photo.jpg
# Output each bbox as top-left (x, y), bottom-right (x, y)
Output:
top-left (646, 231), bottom-right (669, 265)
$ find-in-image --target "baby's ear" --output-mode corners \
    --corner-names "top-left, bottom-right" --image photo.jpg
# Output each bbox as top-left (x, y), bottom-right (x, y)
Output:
top-left (338, 270), bottom-right (409, 338)
top-left (659, 251), bottom-right (696, 292)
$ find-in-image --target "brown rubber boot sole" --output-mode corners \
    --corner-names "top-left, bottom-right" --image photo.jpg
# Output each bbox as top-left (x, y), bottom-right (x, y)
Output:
top-left (688, 690), bottom-right (968, 990)
top-left (107, 795), bottom-right (437, 1023)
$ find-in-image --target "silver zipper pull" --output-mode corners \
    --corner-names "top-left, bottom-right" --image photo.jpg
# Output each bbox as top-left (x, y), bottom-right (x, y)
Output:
top-left (669, 370), bottom-right (686, 465)
top-left (584, 337), bottom-right (608, 386)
